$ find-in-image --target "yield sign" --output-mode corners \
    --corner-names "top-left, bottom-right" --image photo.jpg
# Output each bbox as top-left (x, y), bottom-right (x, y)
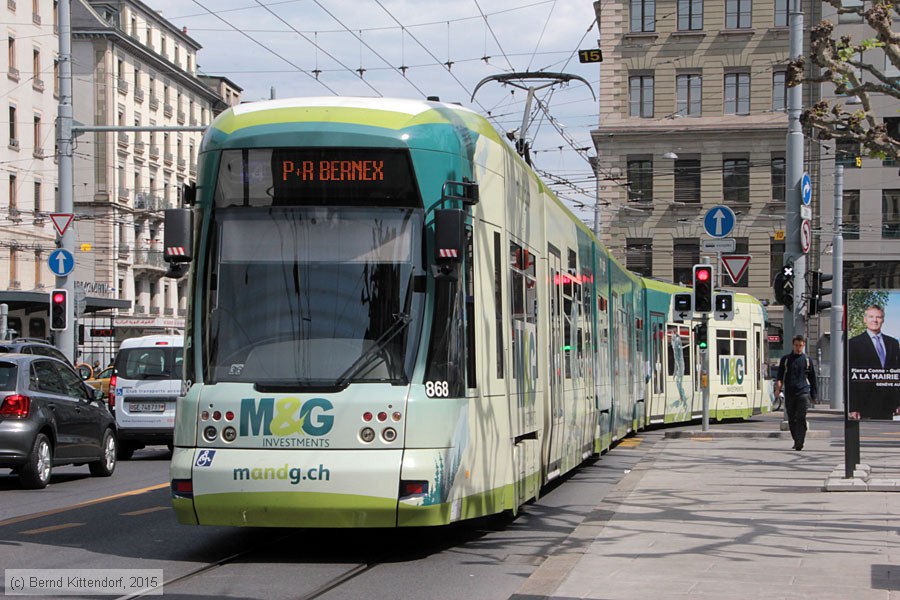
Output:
top-left (722, 255), bottom-right (751, 284)
top-left (49, 213), bottom-right (74, 237)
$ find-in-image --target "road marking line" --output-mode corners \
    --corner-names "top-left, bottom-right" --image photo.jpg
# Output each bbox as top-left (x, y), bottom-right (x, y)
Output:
top-left (121, 506), bottom-right (170, 516)
top-left (21, 522), bottom-right (85, 535)
top-left (0, 482), bottom-right (169, 528)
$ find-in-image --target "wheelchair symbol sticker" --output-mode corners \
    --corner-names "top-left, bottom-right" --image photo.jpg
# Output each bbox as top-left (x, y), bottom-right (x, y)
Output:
top-left (195, 449), bottom-right (216, 467)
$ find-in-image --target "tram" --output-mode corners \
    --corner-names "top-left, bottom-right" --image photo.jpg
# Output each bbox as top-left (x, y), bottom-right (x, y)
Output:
top-left (163, 97), bottom-right (770, 528)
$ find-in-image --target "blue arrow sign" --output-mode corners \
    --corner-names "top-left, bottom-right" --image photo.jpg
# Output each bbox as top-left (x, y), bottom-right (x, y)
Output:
top-left (703, 205), bottom-right (736, 239)
top-left (801, 172), bottom-right (812, 205)
top-left (48, 249), bottom-right (75, 276)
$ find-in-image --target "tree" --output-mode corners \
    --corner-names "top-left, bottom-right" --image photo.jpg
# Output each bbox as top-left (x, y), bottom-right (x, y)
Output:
top-left (788, 0), bottom-right (900, 162)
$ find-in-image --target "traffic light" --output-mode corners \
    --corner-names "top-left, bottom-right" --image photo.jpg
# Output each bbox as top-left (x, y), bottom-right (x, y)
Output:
top-left (695, 322), bottom-right (708, 349)
top-left (49, 289), bottom-right (68, 331)
top-left (809, 271), bottom-right (833, 315)
top-left (714, 292), bottom-right (735, 321)
top-left (693, 264), bottom-right (713, 313)
top-left (774, 262), bottom-right (794, 310)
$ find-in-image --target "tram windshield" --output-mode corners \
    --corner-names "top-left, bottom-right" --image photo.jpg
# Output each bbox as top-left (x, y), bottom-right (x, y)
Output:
top-left (204, 206), bottom-right (424, 389)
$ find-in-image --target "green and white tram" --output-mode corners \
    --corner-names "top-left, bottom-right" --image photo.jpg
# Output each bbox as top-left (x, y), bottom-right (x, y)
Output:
top-left (164, 97), bottom-right (770, 528)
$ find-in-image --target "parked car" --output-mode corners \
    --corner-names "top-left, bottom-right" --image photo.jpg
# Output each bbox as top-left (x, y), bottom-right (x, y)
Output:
top-left (0, 354), bottom-right (117, 489)
top-left (0, 338), bottom-right (70, 365)
top-left (86, 365), bottom-right (114, 399)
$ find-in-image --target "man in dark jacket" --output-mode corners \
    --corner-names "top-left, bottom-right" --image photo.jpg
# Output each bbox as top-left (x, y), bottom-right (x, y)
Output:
top-left (774, 335), bottom-right (817, 451)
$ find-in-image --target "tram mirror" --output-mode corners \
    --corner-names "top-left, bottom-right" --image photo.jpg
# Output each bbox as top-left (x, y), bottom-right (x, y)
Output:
top-left (434, 209), bottom-right (466, 264)
top-left (164, 208), bottom-right (193, 274)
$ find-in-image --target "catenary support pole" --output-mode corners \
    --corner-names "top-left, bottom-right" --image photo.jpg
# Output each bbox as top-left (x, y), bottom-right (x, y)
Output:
top-left (701, 256), bottom-right (711, 432)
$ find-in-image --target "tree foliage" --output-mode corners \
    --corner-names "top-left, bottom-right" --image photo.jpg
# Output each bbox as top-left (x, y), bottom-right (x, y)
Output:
top-left (788, 0), bottom-right (900, 162)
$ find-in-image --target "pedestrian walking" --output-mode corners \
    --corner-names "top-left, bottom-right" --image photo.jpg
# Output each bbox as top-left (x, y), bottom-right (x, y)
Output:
top-left (774, 335), bottom-right (817, 451)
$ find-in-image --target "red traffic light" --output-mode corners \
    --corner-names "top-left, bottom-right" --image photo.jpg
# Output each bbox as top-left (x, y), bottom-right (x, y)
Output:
top-left (52, 292), bottom-right (66, 304)
top-left (695, 268), bottom-right (710, 282)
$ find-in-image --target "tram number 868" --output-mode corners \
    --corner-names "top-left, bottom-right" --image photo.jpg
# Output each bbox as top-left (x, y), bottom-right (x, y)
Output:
top-left (425, 381), bottom-right (450, 397)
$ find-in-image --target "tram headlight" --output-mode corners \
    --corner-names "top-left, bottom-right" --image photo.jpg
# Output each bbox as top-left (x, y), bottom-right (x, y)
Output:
top-left (382, 427), bottom-right (397, 443)
top-left (203, 426), bottom-right (218, 442)
top-left (222, 426), bottom-right (237, 442)
top-left (359, 427), bottom-right (376, 443)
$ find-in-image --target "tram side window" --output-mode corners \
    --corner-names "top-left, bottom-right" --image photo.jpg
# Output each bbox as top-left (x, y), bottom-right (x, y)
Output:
top-left (465, 229), bottom-right (476, 389)
top-left (564, 249), bottom-right (577, 379)
top-left (509, 241), bottom-right (537, 381)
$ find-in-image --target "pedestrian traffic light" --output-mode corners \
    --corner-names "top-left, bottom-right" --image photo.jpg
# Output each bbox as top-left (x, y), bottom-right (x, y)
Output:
top-left (809, 271), bottom-right (833, 315)
top-left (695, 322), bottom-right (708, 349)
top-left (693, 264), bottom-right (713, 313)
top-left (774, 262), bottom-right (794, 310)
top-left (49, 289), bottom-right (68, 331)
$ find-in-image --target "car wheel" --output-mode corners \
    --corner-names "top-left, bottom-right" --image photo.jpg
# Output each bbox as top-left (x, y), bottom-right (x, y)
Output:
top-left (117, 443), bottom-right (136, 461)
top-left (19, 433), bottom-right (52, 489)
top-left (89, 429), bottom-right (117, 477)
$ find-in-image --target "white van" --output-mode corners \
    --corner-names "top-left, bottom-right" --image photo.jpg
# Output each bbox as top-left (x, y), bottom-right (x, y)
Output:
top-left (112, 335), bottom-right (183, 459)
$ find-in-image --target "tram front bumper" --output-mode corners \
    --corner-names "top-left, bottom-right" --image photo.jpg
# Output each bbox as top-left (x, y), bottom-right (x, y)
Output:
top-left (170, 447), bottom-right (403, 527)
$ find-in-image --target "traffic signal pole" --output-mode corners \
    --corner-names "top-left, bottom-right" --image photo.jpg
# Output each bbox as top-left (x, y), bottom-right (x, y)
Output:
top-left (56, 0), bottom-right (75, 362)
top-left (699, 258), bottom-right (711, 432)
top-left (784, 0), bottom-right (806, 348)
top-left (831, 165), bottom-right (844, 411)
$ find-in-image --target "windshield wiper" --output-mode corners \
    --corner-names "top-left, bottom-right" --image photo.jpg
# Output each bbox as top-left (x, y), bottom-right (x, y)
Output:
top-left (334, 313), bottom-right (411, 387)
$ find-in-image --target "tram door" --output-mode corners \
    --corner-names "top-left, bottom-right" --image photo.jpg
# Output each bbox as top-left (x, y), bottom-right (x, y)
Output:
top-left (546, 245), bottom-right (564, 477)
top-left (753, 323), bottom-right (763, 410)
top-left (648, 313), bottom-right (667, 418)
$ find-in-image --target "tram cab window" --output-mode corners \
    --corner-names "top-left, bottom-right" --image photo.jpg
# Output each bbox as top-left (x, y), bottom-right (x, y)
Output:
top-left (715, 329), bottom-right (748, 375)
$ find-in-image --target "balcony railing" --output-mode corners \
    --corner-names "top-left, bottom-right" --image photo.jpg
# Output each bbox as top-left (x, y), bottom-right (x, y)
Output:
top-left (149, 145), bottom-right (160, 159)
top-left (134, 305), bottom-right (146, 315)
top-left (118, 187), bottom-right (130, 200)
top-left (117, 79), bottom-right (129, 95)
top-left (134, 140), bottom-right (145, 154)
top-left (7, 0), bottom-right (14, 11)
top-left (164, 151), bottom-right (174, 165)
top-left (134, 249), bottom-right (166, 270)
top-left (117, 132), bottom-right (129, 147)
top-left (118, 243), bottom-right (130, 258)
top-left (134, 87), bottom-right (144, 103)
top-left (163, 103), bottom-right (173, 118)
top-left (177, 111), bottom-right (185, 124)
top-left (150, 306), bottom-right (160, 315)
top-left (177, 158), bottom-right (186, 170)
top-left (149, 95), bottom-right (159, 110)
top-left (7, 67), bottom-right (19, 81)
top-left (32, 12), bottom-right (40, 25)
top-left (33, 147), bottom-right (45, 159)
top-left (32, 78), bottom-right (44, 92)
top-left (8, 138), bottom-right (19, 150)
top-left (134, 194), bottom-right (168, 211)
top-left (164, 307), bottom-right (174, 315)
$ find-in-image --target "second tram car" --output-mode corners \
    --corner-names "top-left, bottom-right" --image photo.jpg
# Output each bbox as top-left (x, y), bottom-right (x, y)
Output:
top-left (164, 97), bottom-right (771, 528)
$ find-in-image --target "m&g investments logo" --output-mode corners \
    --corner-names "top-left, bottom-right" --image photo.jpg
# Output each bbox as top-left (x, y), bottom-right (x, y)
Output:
top-left (240, 397), bottom-right (334, 443)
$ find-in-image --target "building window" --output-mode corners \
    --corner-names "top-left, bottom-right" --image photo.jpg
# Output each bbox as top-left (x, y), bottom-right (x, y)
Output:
top-left (844, 190), bottom-right (860, 240)
top-left (33, 180), bottom-right (41, 213)
top-left (8, 35), bottom-right (16, 73)
top-left (34, 249), bottom-right (41, 288)
top-left (771, 155), bottom-right (785, 202)
top-left (838, 0), bottom-right (863, 23)
top-left (53, 59), bottom-right (59, 96)
top-left (8, 105), bottom-right (17, 144)
top-left (32, 48), bottom-right (39, 79)
top-left (627, 159), bottom-right (653, 202)
top-left (770, 237), bottom-right (785, 288)
top-left (774, 0), bottom-right (788, 26)
top-left (9, 174), bottom-right (17, 211)
top-left (884, 118), bottom-right (899, 166)
top-left (732, 237), bottom-right (749, 287)
top-left (626, 238), bottom-right (653, 276)
top-left (673, 239), bottom-right (699, 285)
top-left (9, 248), bottom-right (17, 286)
top-left (33, 113), bottom-right (40, 150)
top-left (836, 139), bottom-right (861, 167)
top-left (883, 190), bottom-right (900, 239)
top-left (674, 158), bottom-right (701, 203)
top-left (629, 75), bottom-right (654, 118)
top-left (630, 0), bottom-right (656, 32)
top-left (678, 0), bottom-right (703, 30)
top-left (723, 158), bottom-right (750, 203)
top-left (676, 74), bottom-right (702, 116)
top-left (772, 70), bottom-right (787, 112)
top-left (725, 0), bottom-right (752, 28)
top-left (724, 72), bottom-right (750, 115)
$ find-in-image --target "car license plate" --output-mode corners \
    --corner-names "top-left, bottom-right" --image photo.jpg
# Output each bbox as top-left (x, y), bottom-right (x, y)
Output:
top-left (130, 402), bottom-right (165, 413)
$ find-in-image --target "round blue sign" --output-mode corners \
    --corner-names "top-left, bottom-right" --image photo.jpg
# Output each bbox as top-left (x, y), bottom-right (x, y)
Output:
top-left (703, 205), bottom-right (736, 239)
top-left (48, 249), bottom-right (75, 276)
top-left (801, 172), bottom-right (812, 205)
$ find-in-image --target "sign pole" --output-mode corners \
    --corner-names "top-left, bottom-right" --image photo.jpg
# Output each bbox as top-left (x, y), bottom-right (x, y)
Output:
top-left (701, 257), bottom-right (711, 432)
top-left (56, 0), bottom-right (76, 363)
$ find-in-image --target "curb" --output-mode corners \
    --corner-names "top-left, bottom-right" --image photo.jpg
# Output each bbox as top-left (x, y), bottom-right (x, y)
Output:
top-left (664, 429), bottom-right (831, 439)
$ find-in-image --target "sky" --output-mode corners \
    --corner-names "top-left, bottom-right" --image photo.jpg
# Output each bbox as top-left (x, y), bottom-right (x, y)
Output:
top-left (143, 0), bottom-right (602, 222)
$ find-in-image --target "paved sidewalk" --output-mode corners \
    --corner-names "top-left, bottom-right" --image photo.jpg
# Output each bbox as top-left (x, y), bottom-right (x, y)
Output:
top-left (512, 417), bottom-right (900, 600)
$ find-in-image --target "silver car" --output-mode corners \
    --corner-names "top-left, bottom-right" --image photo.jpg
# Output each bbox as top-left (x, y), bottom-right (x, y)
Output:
top-left (0, 354), bottom-right (118, 489)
